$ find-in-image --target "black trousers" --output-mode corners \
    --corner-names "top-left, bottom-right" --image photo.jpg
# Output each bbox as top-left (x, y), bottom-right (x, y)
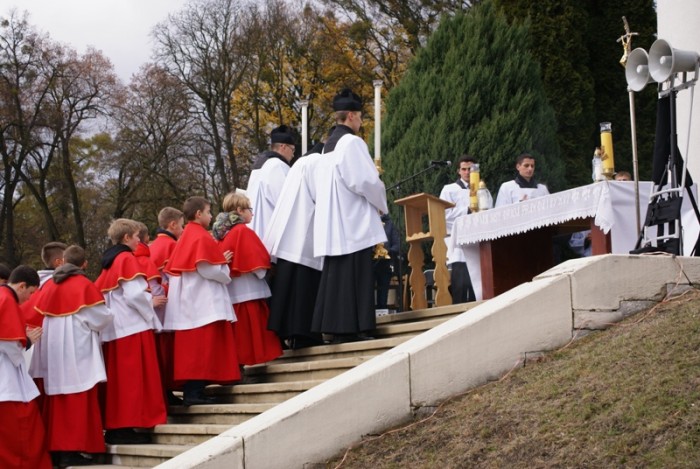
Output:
top-left (312, 247), bottom-right (375, 334)
top-left (450, 261), bottom-right (475, 303)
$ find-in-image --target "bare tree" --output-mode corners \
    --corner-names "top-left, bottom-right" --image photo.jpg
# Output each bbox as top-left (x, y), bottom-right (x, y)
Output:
top-left (152, 0), bottom-right (255, 193)
top-left (107, 63), bottom-right (201, 217)
top-left (323, 0), bottom-right (475, 54)
top-left (35, 46), bottom-right (120, 246)
top-left (0, 11), bottom-right (59, 263)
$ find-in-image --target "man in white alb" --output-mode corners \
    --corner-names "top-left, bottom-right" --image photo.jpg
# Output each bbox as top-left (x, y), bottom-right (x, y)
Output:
top-left (311, 88), bottom-right (388, 344)
top-left (495, 153), bottom-right (549, 207)
top-left (246, 125), bottom-right (296, 238)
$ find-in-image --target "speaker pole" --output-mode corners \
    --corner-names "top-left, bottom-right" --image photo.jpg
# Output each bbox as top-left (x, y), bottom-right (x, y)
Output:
top-left (619, 17), bottom-right (642, 233)
top-left (628, 89), bottom-right (642, 234)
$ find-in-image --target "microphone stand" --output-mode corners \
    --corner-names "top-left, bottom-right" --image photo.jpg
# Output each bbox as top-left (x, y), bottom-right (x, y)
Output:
top-left (386, 163), bottom-right (447, 312)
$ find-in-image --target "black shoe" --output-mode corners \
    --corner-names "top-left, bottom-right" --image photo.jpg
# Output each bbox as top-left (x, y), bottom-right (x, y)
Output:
top-left (329, 333), bottom-right (374, 344)
top-left (166, 391), bottom-right (184, 406)
top-left (55, 451), bottom-right (94, 467)
top-left (289, 336), bottom-right (325, 350)
top-left (105, 428), bottom-right (151, 445)
top-left (183, 394), bottom-right (218, 406)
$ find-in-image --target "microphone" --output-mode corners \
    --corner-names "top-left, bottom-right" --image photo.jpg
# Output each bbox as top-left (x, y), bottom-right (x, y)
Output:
top-left (429, 160), bottom-right (451, 167)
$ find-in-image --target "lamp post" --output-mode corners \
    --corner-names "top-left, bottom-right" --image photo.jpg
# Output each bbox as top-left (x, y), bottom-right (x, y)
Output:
top-left (373, 79), bottom-right (383, 172)
top-left (300, 99), bottom-right (309, 155)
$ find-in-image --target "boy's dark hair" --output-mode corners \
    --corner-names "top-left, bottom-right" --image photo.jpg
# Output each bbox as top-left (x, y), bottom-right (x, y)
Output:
top-left (0, 262), bottom-right (11, 281)
top-left (458, 154), bottom-right (477, 165)
top-left (516, 153), bottom-right (535, 165)
top-left (41, 242), bottom-right (68, 268)
top-left (183, 196), bottom-right (210, 221)
top-left (9, 265), bottom-right (40, 287)
top-left (158, 207), bottom-right (184, 229)
top-left (136, 222), bottom-right (149, 240)
top-left (63, 245), bottom-right (87, 267)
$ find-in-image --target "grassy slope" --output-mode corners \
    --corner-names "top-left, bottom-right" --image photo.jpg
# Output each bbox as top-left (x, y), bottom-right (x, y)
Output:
top-left (329, 290), bottom-right (700, 468)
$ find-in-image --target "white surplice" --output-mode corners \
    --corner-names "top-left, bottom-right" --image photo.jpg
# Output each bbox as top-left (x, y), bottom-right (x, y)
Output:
top-left (495, 180), bottom-right (550, 207)
top-left (313, 135), bottom-right (388, 257)
top-left (0, 340), bottom-right (39, 402)
top-left (100, 277), bottom-right (162, 342)
top-left (164, 263), bottom-right (236, 330)
top-left (263, 153), bottom-right (324, 270)
top-left (29, 304), bottom-right (113, 395)
top-left (246, 157), bottom-right (290, 239)
top-left (439, 181), bottom-right (472, 264)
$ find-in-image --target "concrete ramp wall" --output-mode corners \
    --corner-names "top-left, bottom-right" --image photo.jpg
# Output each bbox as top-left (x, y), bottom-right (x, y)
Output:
top-left (157, 254), bottom-right (700, 469)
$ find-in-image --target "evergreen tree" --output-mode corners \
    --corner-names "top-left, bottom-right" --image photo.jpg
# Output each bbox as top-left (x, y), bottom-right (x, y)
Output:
top-left (494, 0), bottom-right (657, 185)
top-left (381, 0), bottom-right (564, 210)
top-left (586, 1), bottom-right (657, 181)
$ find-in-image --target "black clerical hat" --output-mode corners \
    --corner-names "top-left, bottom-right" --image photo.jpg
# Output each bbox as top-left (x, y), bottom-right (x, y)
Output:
top-left (270, 125), bottom-right (295, 145)
top-left (332, 88), bottom-right (363, 111)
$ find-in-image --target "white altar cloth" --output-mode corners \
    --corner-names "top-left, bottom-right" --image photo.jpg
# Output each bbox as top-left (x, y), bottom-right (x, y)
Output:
top-left (449, 181), bottom-right (698, 301)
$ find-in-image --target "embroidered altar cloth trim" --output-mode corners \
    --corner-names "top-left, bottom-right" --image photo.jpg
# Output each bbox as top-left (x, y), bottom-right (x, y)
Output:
top-left (453, 182), bottom-right (614, 245)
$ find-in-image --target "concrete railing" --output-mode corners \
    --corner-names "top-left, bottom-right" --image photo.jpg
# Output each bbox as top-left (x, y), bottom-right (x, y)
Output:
top-left (157, 254), bottom-right (700, 469)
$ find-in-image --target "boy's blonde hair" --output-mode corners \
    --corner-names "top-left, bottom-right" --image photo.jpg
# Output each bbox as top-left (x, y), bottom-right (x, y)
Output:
top-left (158, 207), bottom-right (184, 229)
top-left (41, 242), bottom-right (68, 268)
top-left (222, 192), bottom-right (251, 213)
top-left (63, 245), bottom-right (86, 267)
top-left (107, 218), bottom-right (141, 245)
top-left (183, 196), bottom-right (209, 221)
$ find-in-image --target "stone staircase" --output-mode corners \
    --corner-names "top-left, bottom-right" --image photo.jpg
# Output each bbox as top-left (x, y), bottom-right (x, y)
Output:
top-left (87, 302), bottom-right (476, 468)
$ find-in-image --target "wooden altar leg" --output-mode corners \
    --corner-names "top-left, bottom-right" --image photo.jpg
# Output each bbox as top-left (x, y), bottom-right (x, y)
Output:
top-left (406, 240), bottom-right (427, 310)
top-left (589, 220), bottom-right (612, 255)
top-left (479, 241), bottom-right (495, 300)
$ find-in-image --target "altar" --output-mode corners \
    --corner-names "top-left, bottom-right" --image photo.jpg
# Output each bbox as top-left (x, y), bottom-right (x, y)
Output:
top-left (449, 181), bottom-right (699, 300)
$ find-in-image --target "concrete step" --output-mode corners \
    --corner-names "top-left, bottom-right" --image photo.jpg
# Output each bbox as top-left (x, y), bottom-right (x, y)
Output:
top-left (374, 316), bottom-right (454, 337)
top-left (375, 302), bottom-right (478, 325)
top-left (167, 402), bottom-right (275, 425)
top-left (270, 336), bottom-right (408, 364)
top-left (150, 423), bottom-right (231, 445)
top-left (207, 379), bottom-right (325, 404)
top-left (72, 466), bottom-right (141, 469)
top-left (245, 356), bottom-right (372, 383)
top-left (106, 443), bottom-right (192, 467)
top-left (88, 303), bottom-right (469, 467)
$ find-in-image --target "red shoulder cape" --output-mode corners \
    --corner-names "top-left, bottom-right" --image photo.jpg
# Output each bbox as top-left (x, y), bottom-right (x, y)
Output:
top-left (21, 287), bottom-right (44, 328)
top-left (134, 242), bottom-right (161, 282)
top-left (150, 234), bottom-right (177, 271)
top-left (34, 275), bottom-right (106, 317)
top-left (0, 285), bottom-right (26, 346)
top-left (165, 222), bottom-right (227, 275)
top-left (94, 250), bottom-right (145, 292)
top-left (218, 224), bottom-right (270, 277)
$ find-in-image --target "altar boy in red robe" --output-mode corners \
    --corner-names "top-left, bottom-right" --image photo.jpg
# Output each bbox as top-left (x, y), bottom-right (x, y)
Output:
top-left (0, 265), bottom-right (52, 469)
top-left (32, 245), bottom-right (113, 466)
top-left (148, 207), bottom-right (184, 404)
top-left (95, 218), bottom-right (166, 444)
top-left (213, 192), bottom-right (282, 365)
top-left (164, 196), bottom-right (240, 405)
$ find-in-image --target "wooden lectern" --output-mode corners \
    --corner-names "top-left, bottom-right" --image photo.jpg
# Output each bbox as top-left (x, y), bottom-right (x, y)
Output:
top-left (394, 193), bottom-right (454, 310)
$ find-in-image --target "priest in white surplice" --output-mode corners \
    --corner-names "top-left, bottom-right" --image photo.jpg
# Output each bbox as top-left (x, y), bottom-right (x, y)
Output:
top-left (439, 154), bottom-right (477, 303)
top-left (495, 153), bottom-right (549, 207)
top-left (263, 149), bottom-right (326, 349)
top-left (246, 125), bottom-right (296, 238)
top-left (311, 88), bottom-right (388, 343)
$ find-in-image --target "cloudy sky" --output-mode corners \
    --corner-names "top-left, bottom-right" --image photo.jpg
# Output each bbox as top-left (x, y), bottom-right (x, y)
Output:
top-left (5, 0), bottom-right (190, 82)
